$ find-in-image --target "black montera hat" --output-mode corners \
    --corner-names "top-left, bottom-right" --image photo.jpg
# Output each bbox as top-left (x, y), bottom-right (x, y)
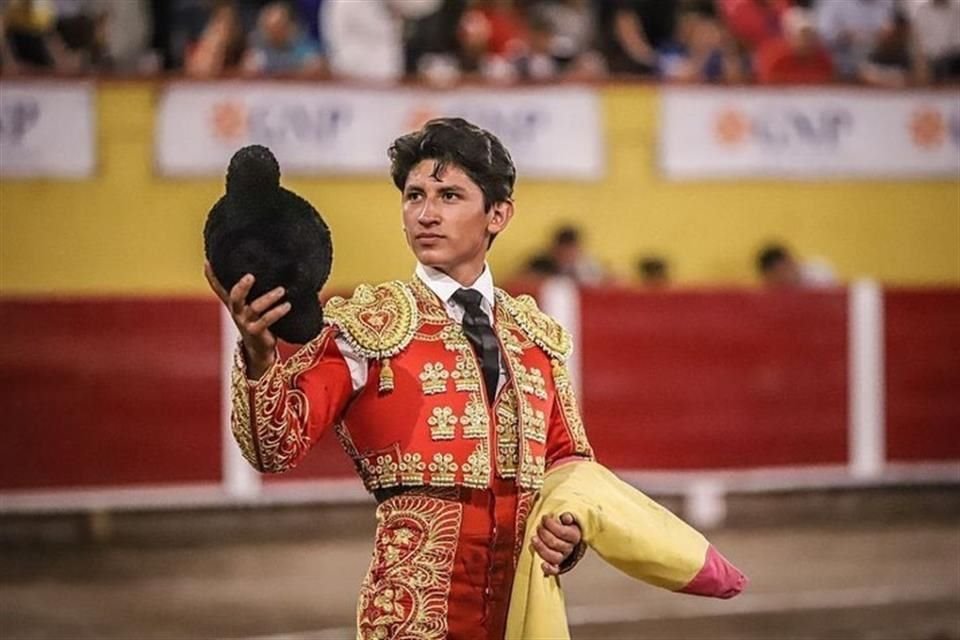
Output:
top-left (203, 145), bottom-right (333, 344)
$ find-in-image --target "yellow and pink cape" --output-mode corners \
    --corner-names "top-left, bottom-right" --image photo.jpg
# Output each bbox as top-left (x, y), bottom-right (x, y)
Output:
top-left (507, 460), bottom-right (747, 639)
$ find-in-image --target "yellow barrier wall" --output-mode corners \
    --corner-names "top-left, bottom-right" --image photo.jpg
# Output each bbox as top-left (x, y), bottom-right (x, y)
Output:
top-left (1, 83), bottom-right (957, 296)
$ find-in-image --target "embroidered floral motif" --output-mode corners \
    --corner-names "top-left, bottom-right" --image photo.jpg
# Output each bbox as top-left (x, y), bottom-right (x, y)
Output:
top-left (428, 453), bottom-right (458, 486)
top-left (459, 393), bottom-right (489, 439)
top-left (494, 388), bottom-right (520, 479)
top-left (451, 350), bottom-right (481, 392)
top-left (460, 440), bottom-right (490, 489)
top-left (399, 453), bottom-right (426, 485)
top-left (439, 325), bottom-right (465, 352)
top-left (526, 366), bottom-right (548, 400)
top-left (520, 449), bottom-right (546, 490)
top-left (522, 402), bottom-right (547, 444)
top-left (371, 453), bottom-right (400, 488)
top-left (357, 496), bottom-right (462, 640)
top-left (418, 362), bottom-right (450, 396)
top-left (427, 407), bottom-right (457, 441)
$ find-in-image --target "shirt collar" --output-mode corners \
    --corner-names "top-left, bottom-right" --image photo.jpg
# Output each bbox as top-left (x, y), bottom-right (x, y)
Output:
top-left (415, 262), bottom-right (496, 308)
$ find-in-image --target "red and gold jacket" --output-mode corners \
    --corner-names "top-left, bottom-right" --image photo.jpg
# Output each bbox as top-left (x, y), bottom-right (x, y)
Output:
top-left (231, 277), bottom-right (593, 492)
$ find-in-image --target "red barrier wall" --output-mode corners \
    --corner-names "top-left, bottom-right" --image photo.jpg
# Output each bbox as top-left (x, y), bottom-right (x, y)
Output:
top-left (1, 288), bottom-right (955, 495)
top-left (0, 298), bottom-right (222, 490)
top-left (579, 288), bottom-right (849, 470)
top-left (885, 289), bottom-right (960, 462)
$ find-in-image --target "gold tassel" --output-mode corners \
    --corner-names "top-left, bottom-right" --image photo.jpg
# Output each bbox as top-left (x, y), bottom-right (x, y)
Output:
top-left (378, 358), bottom-right (394, 393)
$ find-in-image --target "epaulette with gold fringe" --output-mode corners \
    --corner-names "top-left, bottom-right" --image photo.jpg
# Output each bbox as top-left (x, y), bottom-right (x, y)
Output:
top-left (324, 281), bottom-right (418, 392)
top-left (495, 289), bottom-right (572, 362)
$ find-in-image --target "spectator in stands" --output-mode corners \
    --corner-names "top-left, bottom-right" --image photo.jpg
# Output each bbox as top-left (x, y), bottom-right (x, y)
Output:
top-left (405, 0), bottom-right (468, 83)
top-left (0, 13), bottom-right (19, 73)
top-left (756, 243), bottom-right (801, 288)
top-left (596, 0), bottom-right (678, 76)
top-left (907, 0), bottom-right (960, 83)
top-left (657, 0), bottom-right (743, 83)
top-left (151, 0), bottom-right (214, 72)
top-left (323, 0), bottom-right (438, 82)
top-left (517, 253), bottom-right (561, 284)
top-left (529, 225), bottom-right (606, 284)
top-left (858, 7), bottom-right (925, 87)
top-left (815, 0), bottom-right (896, 81)
top-left (637, 255), bottom-right (670, 288)
top-left (523, 0), bottom-right (604, 79)
top-left (185, 0), bottom-right (247, 77)
top-left (718, 0), bottom-right (789, 52)
top-left (454, 0), bottom-right (531, 83)
top-left (1, 0), bottom-right (75, 72)
top-left (756, 6), bottom-right (834, 84)
top-left (243, 1), bottom-right (323, 77)
top-left (51, 1), bottom-right (111, 71)
top-left (293, 0), bottom-right (322, 45)
top-left (98, 0), bottom-right (152, 73)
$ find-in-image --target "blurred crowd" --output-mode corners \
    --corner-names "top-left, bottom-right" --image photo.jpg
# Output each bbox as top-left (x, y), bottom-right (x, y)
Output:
top-left (520, 225), bottom-right (836, 290)
top-left (0, 0), bottom-right (958, 86)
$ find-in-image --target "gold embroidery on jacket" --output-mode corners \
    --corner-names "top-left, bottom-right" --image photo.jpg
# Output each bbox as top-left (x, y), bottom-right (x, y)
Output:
top-left (427, 406), bottom-right (457, 441)
top-left (451, 350), bottom-right (481, 392)
top-left (522, 402), bottom-right (547, 444)
top-left (418, 362), bottom-right (450, 395)
top-left (526, 366), bottom-right (548, 400)
top-left (399, 453), bottom-right (427, 485)
top-left (461, 440), bottom-right (490, 489)
top-left (230, 347), bottom-right (259, 469)
top-left (408, 277), bottom-right (449, 325)
top-left (494, 388), bottom-right (519, 479)
top-left (520, 449), bottom-right (546, 490)
top-left (514, 491), bottom-right (537, 567)
top-left (232, 332), bottom-right (329, 473)
top-left (324, 281), bottom-right (418, 360)
top-left (459, 393), bottom-right (489, 439)
top-left (357, 496), bottom-right (461, 640)
top-left (552, 358), bottom-right (594, 458)
top-left (428, 453), bottom-right (458, 486)
top-left (495, 289), bottom-right (572, 361)
top-left (371, 453), bottom-right (400, 488)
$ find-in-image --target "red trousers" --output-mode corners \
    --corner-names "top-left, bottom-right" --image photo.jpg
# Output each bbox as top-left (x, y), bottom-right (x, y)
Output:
top-left (357, 480), bottom-right (534, 640)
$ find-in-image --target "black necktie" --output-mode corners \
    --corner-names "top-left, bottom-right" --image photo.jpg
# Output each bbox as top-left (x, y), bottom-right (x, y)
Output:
top-left (452, 288), bottom-right (500, 405)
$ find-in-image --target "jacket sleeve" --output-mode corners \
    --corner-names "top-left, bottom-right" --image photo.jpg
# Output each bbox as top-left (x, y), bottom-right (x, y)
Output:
top-left (544, 358), bottom-right (595, 469)
top-left (230, 327), bottom-right (358, 473)
top-left (544, 358), bottom-right (594, 574)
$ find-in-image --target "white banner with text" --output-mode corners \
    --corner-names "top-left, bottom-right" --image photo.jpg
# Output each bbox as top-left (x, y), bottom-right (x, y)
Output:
top-left (661, 88), bottom-right (960, 180)
top-left (0, 82), bottom-right (96, 178)
top-left (156, 83), bottom-right (604, 180)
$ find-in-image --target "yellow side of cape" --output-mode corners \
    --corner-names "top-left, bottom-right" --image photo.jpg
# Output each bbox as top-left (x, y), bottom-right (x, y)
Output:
top-left (506, 460), bottom-right (709, 639)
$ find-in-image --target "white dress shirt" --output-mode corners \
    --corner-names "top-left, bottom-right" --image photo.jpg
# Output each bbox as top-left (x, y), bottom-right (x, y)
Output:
top-left (335, 263), bottom-right (506, 393)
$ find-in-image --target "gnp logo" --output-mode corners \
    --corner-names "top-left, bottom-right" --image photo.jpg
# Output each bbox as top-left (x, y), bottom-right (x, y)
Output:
top-left (908, 107), bottom-right (960, 150)
top-left (403, 103), bottom-right (548, 145)
top-left (0, 98), bottom-right (40, 144)
top-left (210, 100), bottom-right (350, 145)
top-left (713, 107), bottom-right (853, 149)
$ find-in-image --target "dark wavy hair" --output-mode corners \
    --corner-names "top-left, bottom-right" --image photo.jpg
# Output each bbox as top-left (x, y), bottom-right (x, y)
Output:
top-left (388, 117), bottom-right (516, 211)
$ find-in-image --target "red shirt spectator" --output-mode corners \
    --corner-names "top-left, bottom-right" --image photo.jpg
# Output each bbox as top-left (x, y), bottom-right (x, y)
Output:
top-left (756, 7), bottom-right (833, 84)
top-left (756, 37), bottom-right (834, 83)
top-left (474, 1), bottom-right (528, 57)
top-left (719, 0), bottom-right (791, 50)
